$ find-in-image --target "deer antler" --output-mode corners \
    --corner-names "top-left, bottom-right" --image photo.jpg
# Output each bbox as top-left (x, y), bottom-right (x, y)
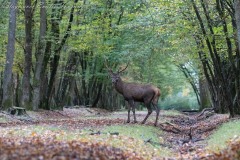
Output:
top-left (118, 62), bottom-right (129, 73)
top-left (104, 59), bottom-right (113, 73)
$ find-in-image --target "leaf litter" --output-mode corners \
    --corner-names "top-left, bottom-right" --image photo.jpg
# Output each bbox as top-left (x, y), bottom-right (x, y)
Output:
top-left (0, 108), bottom-right (239, 160)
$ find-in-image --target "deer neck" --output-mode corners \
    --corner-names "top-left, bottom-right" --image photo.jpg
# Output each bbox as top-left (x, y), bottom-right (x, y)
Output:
top-left (114, 79), bottom-right (124, 94)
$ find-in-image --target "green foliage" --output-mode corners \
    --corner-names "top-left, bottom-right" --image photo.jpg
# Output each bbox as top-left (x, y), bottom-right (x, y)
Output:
top-left (0, 0), bottom-right (211, 109)
top-left (161, 93), bottom-right (199, 111)
top-left (0, 0), bottom-right (9, 72)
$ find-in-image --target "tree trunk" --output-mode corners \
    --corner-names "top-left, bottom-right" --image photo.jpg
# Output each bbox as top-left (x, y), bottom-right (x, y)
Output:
top-left (0, 72), bottom-right (3, 106)
top-left (32, 0), bottom-right (47, 111)
top-left (56, 51), bottom-right (79, 107)
top-left (199, 75), bottom-right (211, 110)
top-left (235, 0), bottom-right (240, 54)
top-left (191, 0), bottom-right (235, 117)
top-left (1, 0), bottom-right (18, 110)
top-left (46, 0), bottom-right (78, 109)
top-left (178, 64), bottom-right (200, 106)
top-left (21, 0), bottom-right (33, 109)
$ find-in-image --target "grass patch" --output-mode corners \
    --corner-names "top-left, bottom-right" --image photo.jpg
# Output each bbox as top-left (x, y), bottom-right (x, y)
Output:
top-left (101, 124), bottom-right (173, 158)
top-left (161, 110), bottom-right (183, 117)
top-left (206, 120), bottom-right (240, 152)
top-left (103, 124), bottom-right (161, 142)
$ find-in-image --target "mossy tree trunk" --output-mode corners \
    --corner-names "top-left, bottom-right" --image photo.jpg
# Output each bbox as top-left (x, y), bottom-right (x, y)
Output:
top-left (32, 0), bottom-right (47, 111)
top-left (1, 0), bottom-right (18, 110)
top-left (21, 0), bottom-right (33, 109)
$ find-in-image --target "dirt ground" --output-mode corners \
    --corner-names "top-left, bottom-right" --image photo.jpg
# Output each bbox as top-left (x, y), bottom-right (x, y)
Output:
top-left (0, 107), bottom-right (239, 160)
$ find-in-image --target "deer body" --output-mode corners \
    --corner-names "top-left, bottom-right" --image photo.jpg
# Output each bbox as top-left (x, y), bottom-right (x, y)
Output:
top-left (109, 70), bottom-right (161, 126)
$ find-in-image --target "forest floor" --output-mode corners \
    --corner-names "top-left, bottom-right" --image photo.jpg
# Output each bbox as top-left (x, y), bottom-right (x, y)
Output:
top-left (0, 107), bottom-right (240, 160)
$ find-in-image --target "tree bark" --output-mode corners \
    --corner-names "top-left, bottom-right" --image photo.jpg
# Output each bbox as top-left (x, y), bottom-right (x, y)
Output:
top-left (21, 0), bottom-right (33, 109)
top-left (199, 75), bottom-right (211, 110)
top-left (32, 0), bottom-right (47, 111)
top-left (235, 0), bottom-right (240, 53)
top-left (1, 0), bottom-right (18, 110)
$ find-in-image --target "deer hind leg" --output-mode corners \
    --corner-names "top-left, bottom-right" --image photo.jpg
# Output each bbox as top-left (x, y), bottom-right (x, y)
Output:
top-left (141, 103), bottom-right (152, 124)
top-left (152, 102), bottom-right (160, 126)
top-left (127, 101), bottom-right (131, 123)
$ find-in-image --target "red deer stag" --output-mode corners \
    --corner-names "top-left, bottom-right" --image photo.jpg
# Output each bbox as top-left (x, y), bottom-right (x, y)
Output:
top-left (107, 64), bottom-right (161, 126)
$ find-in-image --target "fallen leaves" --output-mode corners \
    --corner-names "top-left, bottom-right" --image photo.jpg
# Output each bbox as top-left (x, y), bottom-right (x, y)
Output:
top-left (0, 109), bottom-right (239, 160)
top-left (0, 136), bottom-right (143, 160)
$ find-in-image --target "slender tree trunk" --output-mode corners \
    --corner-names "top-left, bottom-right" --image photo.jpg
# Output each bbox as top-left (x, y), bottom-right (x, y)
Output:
top-left (21, 0), bottom-right (33, 109)
top-left (0, 72), bottom-right (3, 106)
top-left (56, 51), bottom-right (79, 107)
top-left (235, 0), bottom-right (240, 52)
top-left (178, 64), bottom-right (200, 106)
top-left (234, 0), bottom-right (240, 114)
top-left (1, 0), bottom-right (18, 110)
top-left (191, 0), bottom-right (235, 117)
top-left (32, 0), bottom-right (47, 110)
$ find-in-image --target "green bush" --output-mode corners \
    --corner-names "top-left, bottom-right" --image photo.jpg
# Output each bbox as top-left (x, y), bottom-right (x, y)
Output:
top-left (160, 95), bottom-right (199, 111)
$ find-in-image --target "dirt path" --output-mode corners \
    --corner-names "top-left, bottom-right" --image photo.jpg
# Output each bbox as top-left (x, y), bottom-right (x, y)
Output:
top-left (158, 112), bottom-right (229, 159)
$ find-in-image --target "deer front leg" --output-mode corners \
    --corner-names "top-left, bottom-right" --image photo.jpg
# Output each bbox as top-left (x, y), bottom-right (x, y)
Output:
top-left (127, 100), bottom-right (137, 123)
top-left (141, 105), bottom-right (152, 124)
top-left (127, 102), bottom-right (131, 123)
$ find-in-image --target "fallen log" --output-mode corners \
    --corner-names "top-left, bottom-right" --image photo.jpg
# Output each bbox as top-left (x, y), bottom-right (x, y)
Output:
top-left (159, 122), bottom-right (181, 134)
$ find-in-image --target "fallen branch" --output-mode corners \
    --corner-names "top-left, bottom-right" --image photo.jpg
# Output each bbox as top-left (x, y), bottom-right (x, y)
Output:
top-left (110, 132), bottom-right (119, 136)
top-left (144, 138), bottom-right (171, 148)
top-left (144, 138), bottom-right (152, 144)
top-left (197, 107), bottom-right (215, 118)
top-left (89, 131), bottom-right (101, 135)
top-left (89, 131), bottom-right (119, 136)
top-left (86, 108), bottom-right (93, 113)
top-left (159, 122), bottom-right (181, 134)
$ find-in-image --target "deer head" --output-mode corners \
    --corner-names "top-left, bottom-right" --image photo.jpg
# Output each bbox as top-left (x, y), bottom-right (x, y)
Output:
top-left (106, 62), bottom-right (129, 85)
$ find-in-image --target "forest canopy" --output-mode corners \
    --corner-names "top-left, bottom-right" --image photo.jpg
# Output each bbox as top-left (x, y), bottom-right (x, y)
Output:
top-left (0, 0), bottom-right (240, 117)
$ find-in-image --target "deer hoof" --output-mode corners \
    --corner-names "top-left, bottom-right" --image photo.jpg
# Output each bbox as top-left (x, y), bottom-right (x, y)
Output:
top-left (141, 121), bottom-right (145, 124)
top-left (126, 120), bottom-right (130, 123)
top-left (133, 120), bottom-right (137, 123)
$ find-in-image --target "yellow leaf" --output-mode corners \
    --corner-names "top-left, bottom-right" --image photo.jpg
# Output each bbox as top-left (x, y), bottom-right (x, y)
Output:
top-left (31, 131), bottom-right (37, 137)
